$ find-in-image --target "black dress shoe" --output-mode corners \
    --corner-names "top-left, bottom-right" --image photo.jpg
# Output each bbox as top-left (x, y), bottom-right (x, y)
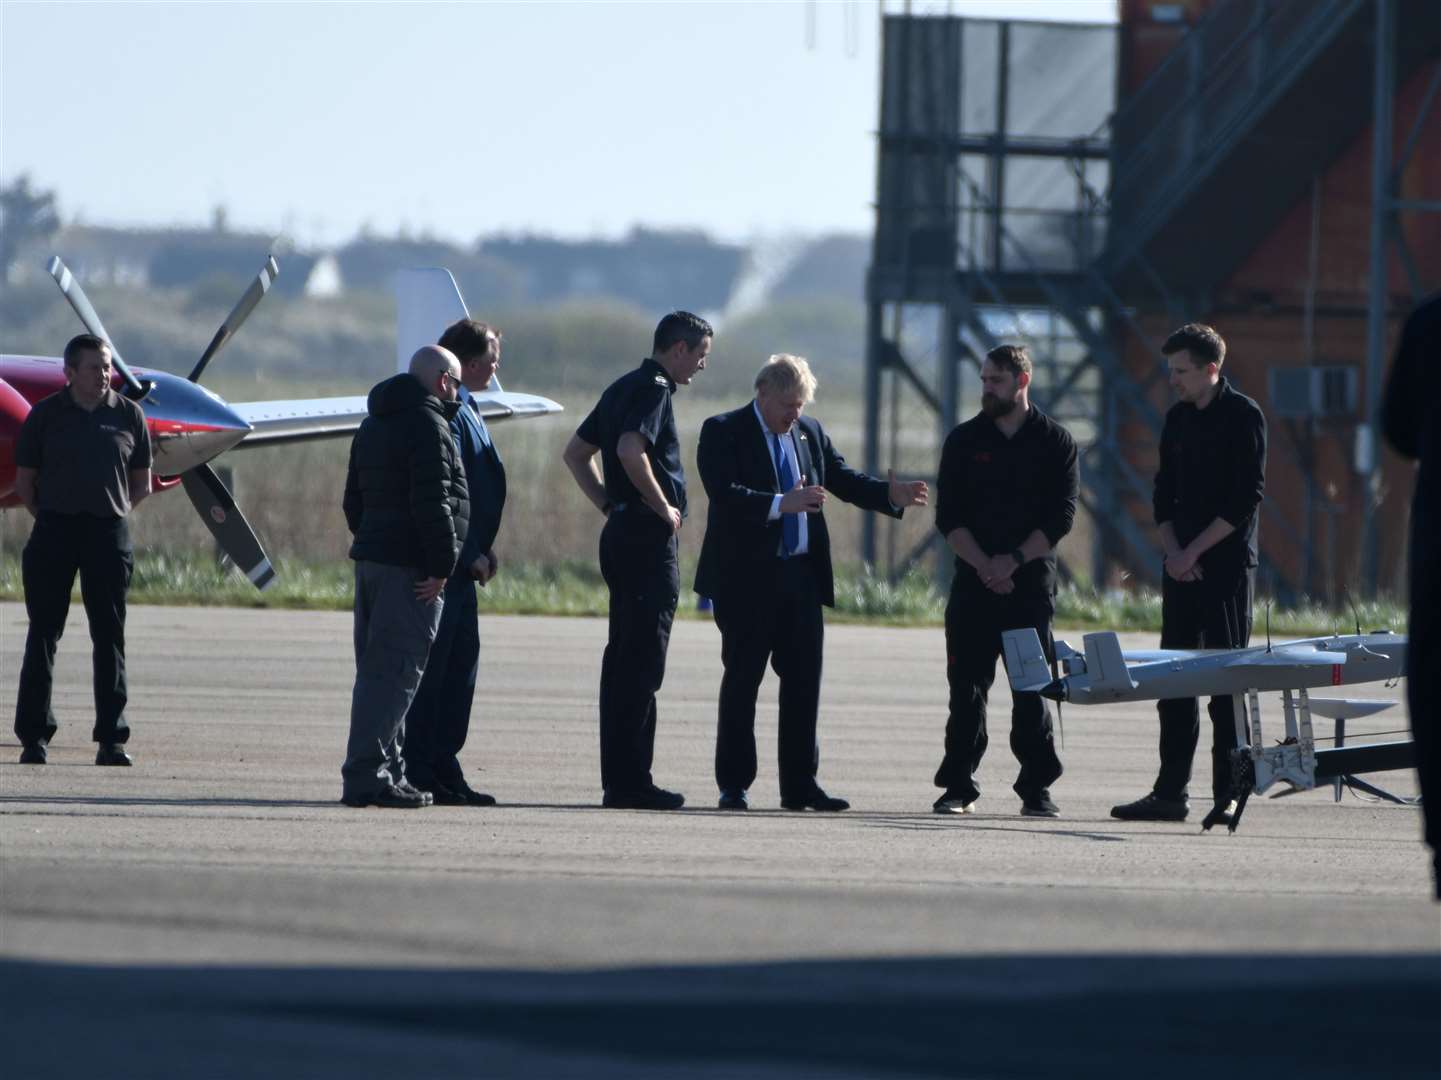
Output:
top-left (780, 788), bottom-right (849, 812)
top-left (718, 789), bottom-right (749, 810)
top-left (426, 782), bottom-right (469, 806)
top-left (18, 743), bottom-right (47, 765)
top-left (457, 785), bottom-right (497, 807)
top-left (602, 785), bottom-right (685, 810)
top-left (95, 744), bottom-right (132, 766)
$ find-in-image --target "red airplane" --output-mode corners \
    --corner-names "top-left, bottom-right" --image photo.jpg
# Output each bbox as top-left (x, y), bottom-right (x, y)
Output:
top-left (0, 257), bottom-right (562, 589)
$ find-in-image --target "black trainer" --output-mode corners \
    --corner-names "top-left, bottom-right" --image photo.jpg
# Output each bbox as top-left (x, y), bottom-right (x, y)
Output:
top-left (1020, 791), bottom-right (1060, 818)
top-left (603, 785), bottom-right (685, 810)
top-left (933, 790), bottom-right (978, 814)
top-left (718, 789), bottom-right (749, 811)
top-left (1110, 792), bottom-right (1189, 821)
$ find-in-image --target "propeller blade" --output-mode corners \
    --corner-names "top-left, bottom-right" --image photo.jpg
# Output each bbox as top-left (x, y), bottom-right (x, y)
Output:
top-left (187, 255), bottom-right (280, 384)
top-left (46, 256), bottom-right (151, 400)
top-left (181, 464), bottom-right (277, 591)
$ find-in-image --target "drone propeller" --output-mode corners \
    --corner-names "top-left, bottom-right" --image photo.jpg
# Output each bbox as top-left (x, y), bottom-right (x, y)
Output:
top-left (188, 256), bottom-right (279, 384)
top-left (47, 256), bottom-right (153, 400)
top-left (181, 465), bottom-right (276, 590)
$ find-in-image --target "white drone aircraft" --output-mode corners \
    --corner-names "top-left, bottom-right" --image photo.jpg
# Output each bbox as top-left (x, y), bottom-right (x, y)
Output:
top-left (1002, 626), bottom-right (1416, 832)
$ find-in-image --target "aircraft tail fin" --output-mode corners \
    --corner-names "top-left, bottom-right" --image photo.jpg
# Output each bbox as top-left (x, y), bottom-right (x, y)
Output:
top-left (1002, 628), bottom-right (1053, 693)
top-left (394, 268), bottom-right (503, 391)
top-left (1082, 631), bottom-right (1138, 693)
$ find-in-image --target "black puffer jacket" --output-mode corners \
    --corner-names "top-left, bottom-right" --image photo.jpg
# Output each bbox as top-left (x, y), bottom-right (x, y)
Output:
top-left (343, 373), bottom-right (470, 579)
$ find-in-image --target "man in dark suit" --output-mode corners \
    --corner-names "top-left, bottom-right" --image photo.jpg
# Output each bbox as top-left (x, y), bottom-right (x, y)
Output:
top-left (403, 319), bottom-right (508, 807)
top-left (695, 354), bottom-right (928, 811)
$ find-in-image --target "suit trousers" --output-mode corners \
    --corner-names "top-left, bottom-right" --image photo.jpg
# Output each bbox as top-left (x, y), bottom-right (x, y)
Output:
top-left (935, 582), bottom-right (1062, 803)
top-left (712, 556), bottom-right (825, 800)
top-left (402, 573), bottom-right (480, 790)
top-left (14, 512), bottom-right (134, 747)
top-left (1154, 570), bottom-right (1254, 803)
top-left (597, 517), bottom-right (679, 793)
top-left (341, 561), bottom-right (444, 799)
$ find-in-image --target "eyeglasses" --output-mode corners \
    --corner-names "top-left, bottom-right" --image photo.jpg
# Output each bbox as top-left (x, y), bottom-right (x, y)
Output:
top-left (441, 371), bottom-right (462, 388)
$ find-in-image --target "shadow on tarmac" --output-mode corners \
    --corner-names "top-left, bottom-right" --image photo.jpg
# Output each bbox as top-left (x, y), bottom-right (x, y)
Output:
top-left (2, 954), bottom-right (1437, 1078)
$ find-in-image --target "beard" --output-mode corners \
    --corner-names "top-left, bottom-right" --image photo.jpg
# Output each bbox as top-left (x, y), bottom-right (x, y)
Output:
top-left (981, 392), bottom-right (1017, 418)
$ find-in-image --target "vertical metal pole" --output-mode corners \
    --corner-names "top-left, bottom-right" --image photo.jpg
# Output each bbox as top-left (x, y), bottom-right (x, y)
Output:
top-left (862, 298), bottom-right (885, 567)
top-left (991, 20), bottom-right (1010, 273)
top-left (1362, 0), bottom-right (1395, 594)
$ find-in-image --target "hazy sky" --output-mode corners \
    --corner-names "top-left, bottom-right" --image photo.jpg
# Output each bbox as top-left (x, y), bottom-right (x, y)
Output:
top-left (1, 1), bottom-right (1116, 247)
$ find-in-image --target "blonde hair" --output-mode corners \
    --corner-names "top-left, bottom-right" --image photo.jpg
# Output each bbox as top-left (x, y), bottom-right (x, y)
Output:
top-left (754, 353), bottom-right (818, 403)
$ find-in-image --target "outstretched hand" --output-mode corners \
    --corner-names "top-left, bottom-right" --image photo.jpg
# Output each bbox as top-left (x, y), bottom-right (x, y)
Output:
top-left (887, 469), bottom-right (929, 509)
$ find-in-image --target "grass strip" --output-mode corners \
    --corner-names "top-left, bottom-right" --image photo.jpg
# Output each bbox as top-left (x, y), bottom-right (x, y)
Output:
top-left (0, 551), bottom-right (1407, 636)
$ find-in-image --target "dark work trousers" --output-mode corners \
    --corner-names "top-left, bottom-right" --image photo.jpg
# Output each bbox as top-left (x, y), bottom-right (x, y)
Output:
top-left (14, 512), bottom-right (134, 747)
top-left (712, 556), bottom-right (824, 801)
top-left (342, 561), bottom-right (444, 799)
top-left (935, 582), bottom-right (1062, 803)
top-left (1154, 570), bottom-right (1254, 803)
top-left (597, 516), bottom-right (679, 793)
top-left (402, 573), bottom-right (480, 791)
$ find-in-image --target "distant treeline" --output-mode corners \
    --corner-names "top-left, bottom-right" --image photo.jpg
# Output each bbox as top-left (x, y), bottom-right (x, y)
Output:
top-left (0, 277), bottom-right (867, 401)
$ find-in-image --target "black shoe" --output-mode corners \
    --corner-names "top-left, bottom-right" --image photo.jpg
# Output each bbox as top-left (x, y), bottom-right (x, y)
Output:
top-left (455, 784), bottom-right (497, 807)
top-left (424, 781), bottom-right (468, 806)
top-left (341, 783), bottom-right (429, 809)
top-left (718, 789), bottom-right (749, 811)
top-left (95, 744), bottom-right (132, 767)
top-left (933, 790), bottom-right (978, 814)
top-left (1201, 800), bottom-right (1238, 831)
top-left (18, 743), bottom-right (47, 765)
top-left (1110, 792), bottom-right (1189, 822)
top-left (1020, 791), bottom-right (1060, 818)
top-left (602, 785), bottom-right (685, 810)
top-left (781, 788), bottom-right (849, 812)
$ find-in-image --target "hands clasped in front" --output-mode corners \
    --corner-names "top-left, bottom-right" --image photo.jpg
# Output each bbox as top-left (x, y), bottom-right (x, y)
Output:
top-left (978, 553), bottom-right (1020, 594)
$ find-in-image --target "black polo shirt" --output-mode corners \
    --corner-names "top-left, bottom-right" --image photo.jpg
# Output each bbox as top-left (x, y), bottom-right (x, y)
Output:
top-left (1153, 376), bottom-right (1266, 579)
top-left (935, 404), bottom-right (1079, 594)
top-left (576, 358), bottom-right (687, 524)
top-left (14, 386), bottom-right (152, 518)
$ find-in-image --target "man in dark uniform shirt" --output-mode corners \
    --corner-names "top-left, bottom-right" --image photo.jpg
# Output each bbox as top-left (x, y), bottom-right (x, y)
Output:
top-left (1112, 323), bottom-right (1266, 828)
top-left (12, 334), bottom-right (152, 766)
top-left (933, 344), bottom-right (1078, 817)
top-left (562, 311), bottom-right (712, 810)
top-left (1381, 291), bottom-right (1441, 899)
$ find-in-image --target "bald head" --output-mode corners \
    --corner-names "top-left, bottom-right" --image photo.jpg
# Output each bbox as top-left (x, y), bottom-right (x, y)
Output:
top-left (409, 344), bottom-right (461, 401)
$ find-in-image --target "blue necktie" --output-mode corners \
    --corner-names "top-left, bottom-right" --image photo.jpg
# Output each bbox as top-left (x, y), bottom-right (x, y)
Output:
top-left (773, 432), bottom-right (800, 557)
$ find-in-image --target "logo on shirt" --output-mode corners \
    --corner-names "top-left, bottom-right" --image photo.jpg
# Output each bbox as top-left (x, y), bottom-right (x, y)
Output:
top-left (972, 451), bottom-right (992, 463)
top-left (654, 375), bottom-right (670, 388)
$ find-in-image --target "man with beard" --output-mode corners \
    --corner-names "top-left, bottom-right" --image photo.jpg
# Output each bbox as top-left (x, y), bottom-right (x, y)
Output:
top-left (932, 344), bottom-right (1078, 817)
top-left (1111, 323), bottom-right (1266, 829)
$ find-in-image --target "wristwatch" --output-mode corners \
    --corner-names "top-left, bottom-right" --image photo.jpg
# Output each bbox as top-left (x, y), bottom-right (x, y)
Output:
top-left (1010, 547), bottom-right (1025, 567)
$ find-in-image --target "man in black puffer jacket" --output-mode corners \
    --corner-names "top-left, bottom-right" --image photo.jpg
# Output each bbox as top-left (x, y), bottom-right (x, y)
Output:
top-left (340, 345), bottom-right (470, 809)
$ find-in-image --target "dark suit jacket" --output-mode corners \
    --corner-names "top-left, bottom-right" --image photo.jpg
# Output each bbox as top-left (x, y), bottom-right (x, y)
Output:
top-left (454, 389), bottom-right (507, 571)
top-left (694, 404), bottom-right (901, 607)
